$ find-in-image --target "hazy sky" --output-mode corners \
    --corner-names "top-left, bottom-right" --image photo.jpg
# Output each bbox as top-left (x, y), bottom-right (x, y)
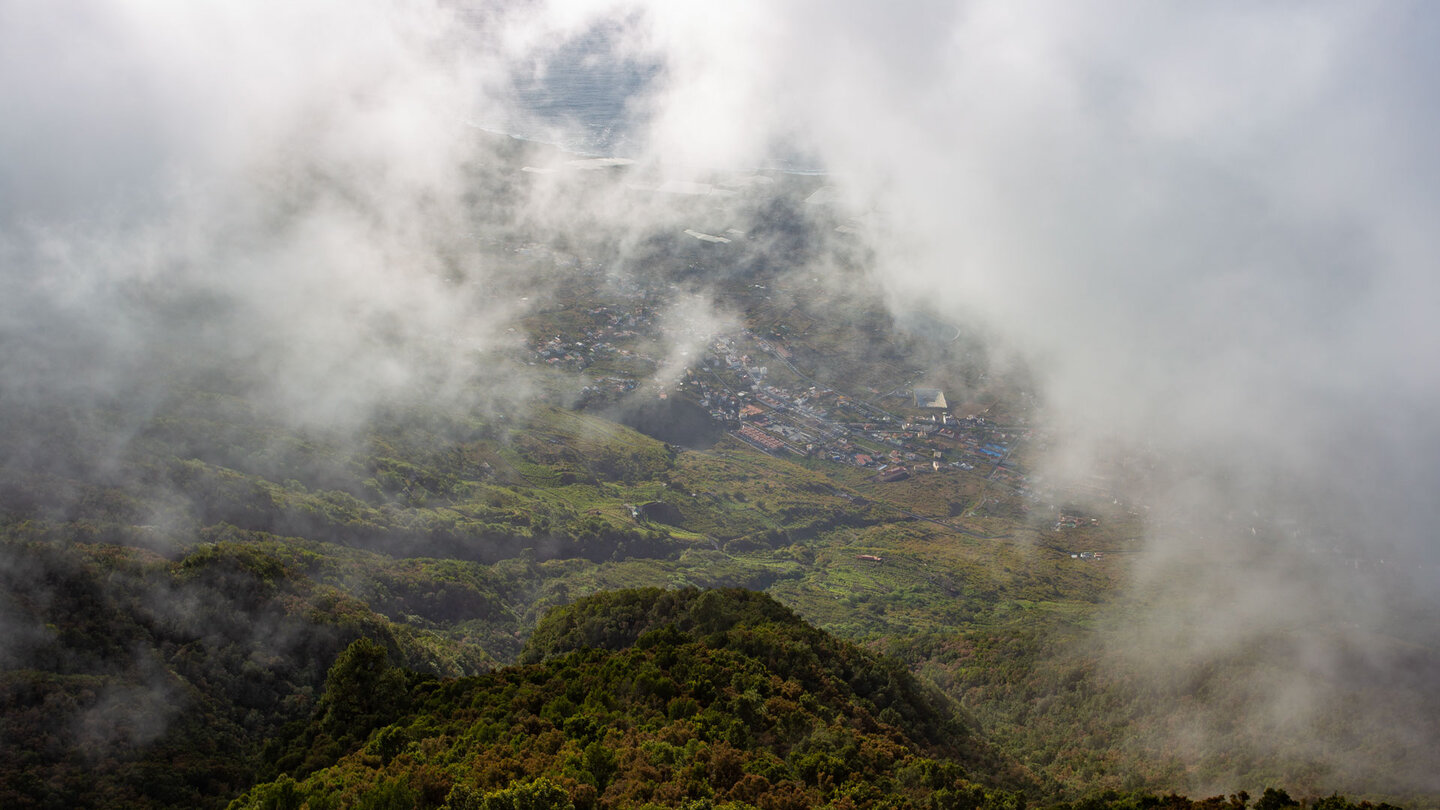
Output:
top-left (3, 0), bottom-right (1440, 791)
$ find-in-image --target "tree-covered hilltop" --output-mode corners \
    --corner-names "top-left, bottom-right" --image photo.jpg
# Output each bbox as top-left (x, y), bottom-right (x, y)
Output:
top-left (232, 588), bottom-right (1406, 810)
top-left (235, 587), bottom-right (1031, 810)
top-left (518, 587), bottom-right (996, 764)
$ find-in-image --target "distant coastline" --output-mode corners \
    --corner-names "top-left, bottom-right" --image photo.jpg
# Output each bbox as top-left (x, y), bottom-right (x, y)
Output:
top-left (465, 120), bottom-right (830, 177)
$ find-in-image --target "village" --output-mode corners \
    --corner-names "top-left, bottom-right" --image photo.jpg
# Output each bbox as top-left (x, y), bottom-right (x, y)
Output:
top-left (495, 234), bottom-right (1126, 563)
top-left (501, 236), bottom-right (1039, 497)
top-left (677, 329), bottom-right (1035, 495)
top-left (483, 167), bottom-right (1127, 549)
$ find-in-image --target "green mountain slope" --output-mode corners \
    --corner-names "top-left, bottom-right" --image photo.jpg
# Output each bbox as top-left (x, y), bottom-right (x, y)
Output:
top-left (2, 301), bottom-right (1434, 806)
top-left (0, 532), bottom-right (488, 809)
top-left (232, 587), bottom-right (1029, 810)
top-left (230, 589), bottom-right (1401, 810)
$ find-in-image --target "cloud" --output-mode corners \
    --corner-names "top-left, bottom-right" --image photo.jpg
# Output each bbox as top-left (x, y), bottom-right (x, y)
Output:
top-left (0, 1), bottom-right (534, 432)
top-left (589, 0), bottom-right (1440, 789)
top-left (612, 1), bottom-right (1440, 552)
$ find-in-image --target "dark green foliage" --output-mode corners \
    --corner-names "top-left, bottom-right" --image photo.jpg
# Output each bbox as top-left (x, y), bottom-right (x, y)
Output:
top-left (233, 589), bottom-right (1370, 810)
top-left (1256, 790), bottom-right (1301, 810)
top-left (233, 588), bottom-right (1024, 809)
top-left (470, 777), bottom-right (576, 810)
top-left (315, 639), bottom-right (415, 747)
top-left (519, 588), bottom-right (981, 759)
top-left (0, 534), bottom-right (482, 810)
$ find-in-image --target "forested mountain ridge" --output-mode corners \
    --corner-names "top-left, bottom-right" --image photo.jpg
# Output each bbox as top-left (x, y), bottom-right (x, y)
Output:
top-left (230, 588), bottom-right (1406, 810)
top-left (232, 587), bottom-right (1027, 809)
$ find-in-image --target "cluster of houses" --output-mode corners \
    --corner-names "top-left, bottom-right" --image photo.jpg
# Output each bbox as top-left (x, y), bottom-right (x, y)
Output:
top-left (735, 423), bottom-right (788, 453)
top-left (529, 301), bottom-right (664, 372)
top-left (670, 330), bottom-right (1035, 491)
top-left (1054, 512), bottom-right (1100, 531)
top-left (502, 242), bottom-right (1038, 496)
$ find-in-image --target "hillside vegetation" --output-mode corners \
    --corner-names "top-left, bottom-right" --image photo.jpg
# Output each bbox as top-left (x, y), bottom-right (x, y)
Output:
top-left (232, 589), bottom-right (1392, 810)
top-left (231, 588), bottom-right (1024, 809)
top-left (2, 273), bottom-right (1434, 807)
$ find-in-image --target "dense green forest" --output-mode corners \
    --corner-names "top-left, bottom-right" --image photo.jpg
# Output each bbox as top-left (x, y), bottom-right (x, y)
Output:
top-left (233, 588), bottom-right (1016, 809)
top-left (231, 588), bottom-right (1394, 810)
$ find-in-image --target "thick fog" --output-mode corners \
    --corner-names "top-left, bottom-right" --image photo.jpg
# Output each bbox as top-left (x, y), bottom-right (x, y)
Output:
top-left (4, 0), bottom-right (1440, 794)
top-left (0, 1), bottom-right (542, 434)
top-left (610, 1), bottom-right (1440, 791)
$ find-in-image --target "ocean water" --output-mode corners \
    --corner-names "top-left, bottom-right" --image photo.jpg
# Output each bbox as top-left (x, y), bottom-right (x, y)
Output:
top-left (473, 26), bottom-right (823, 173)
top-left (476, 28), bottom-right (658, 158)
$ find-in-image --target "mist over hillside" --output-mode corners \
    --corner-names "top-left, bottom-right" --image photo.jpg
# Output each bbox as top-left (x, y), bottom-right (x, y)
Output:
top-left (3, 1), bottom-right (1440, 805)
